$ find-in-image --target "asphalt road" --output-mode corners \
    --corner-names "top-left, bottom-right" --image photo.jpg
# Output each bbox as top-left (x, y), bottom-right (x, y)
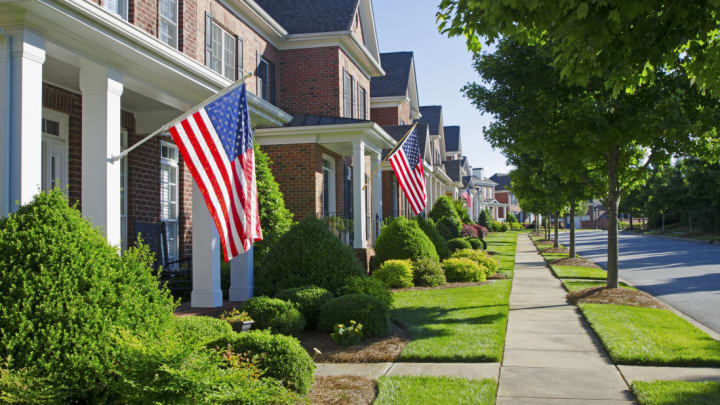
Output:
top-left (558, 230), bottom-right (720, 334)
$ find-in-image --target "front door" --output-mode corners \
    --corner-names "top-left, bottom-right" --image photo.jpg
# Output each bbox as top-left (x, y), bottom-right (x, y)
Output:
top-left (40, 109), bottom-right (69, 193)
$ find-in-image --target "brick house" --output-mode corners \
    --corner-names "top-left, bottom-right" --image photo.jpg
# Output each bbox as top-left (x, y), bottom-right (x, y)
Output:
top-left (490, 172), bottom-right (524, 222)
top-left (416, 105), bottom-right (453, 209)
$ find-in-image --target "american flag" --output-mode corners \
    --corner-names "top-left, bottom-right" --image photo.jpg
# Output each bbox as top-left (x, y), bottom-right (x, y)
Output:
top-left (388, 127), bottom-right (427, 215)
top-left (461, 184), bottom-right (472, 207)
top-left (169, 84), bottom-right (261, 262)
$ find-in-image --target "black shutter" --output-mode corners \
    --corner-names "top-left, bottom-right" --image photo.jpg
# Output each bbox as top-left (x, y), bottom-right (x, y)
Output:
top-left (236, 37), bottom-right (243, 79)
top-left (269, 60), bottom-right (276, 105)
top-left (204, 12), bottom-right (212, 67)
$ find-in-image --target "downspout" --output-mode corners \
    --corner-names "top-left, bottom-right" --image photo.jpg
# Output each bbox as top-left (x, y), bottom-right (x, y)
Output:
top-left (0, 28), bottom-right (11, 217)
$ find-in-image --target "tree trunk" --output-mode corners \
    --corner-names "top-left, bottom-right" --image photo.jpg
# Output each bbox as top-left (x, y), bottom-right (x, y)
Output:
top-left (553, 211), bottom-right (560, 248)
top-left (546, 210), bottom-right (551, 240)
top-left (689, 211), bottom-right (693, 234)
top-left (661, 212), bottom-right (665, 233)
top-left (629, 212), bottom-right (634, 230)
top-left (606, 149), bottom-right (621, 289)
top-left (535, 213), bottom-right (539, 235)
top-left (570, 202), bottom-right (576, 258)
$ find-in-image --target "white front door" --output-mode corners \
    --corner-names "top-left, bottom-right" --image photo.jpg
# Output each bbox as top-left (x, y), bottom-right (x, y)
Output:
top-left (40, 109), bottom-right (69, 193)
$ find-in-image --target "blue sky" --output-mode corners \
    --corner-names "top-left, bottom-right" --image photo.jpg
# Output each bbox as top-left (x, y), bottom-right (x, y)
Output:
top-left (372, 0), bottom-right (510, 177)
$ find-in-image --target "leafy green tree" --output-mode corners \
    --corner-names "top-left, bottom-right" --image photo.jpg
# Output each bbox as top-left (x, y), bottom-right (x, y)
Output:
top-left (452, 199), bottom-right (472, 223)
top-left (478, 209), bottom-right (492, 229)
top-left (255, 144), bottom-right (294, 264)
top-left (429, 196), bottom-right (461, 223)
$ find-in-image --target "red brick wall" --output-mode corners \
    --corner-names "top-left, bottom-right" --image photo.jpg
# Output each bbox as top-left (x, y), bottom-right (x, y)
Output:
top-left (179, 0), bottom-right (198, 58)
top-left (382, 170), bottom-right (395, 219)
top-left (130, 0), bottom-right (158, 37)
top-left (278, 47), bottom-right (341, 116)
top-left (495, 190), bottom-right (509, 204)
top-left (260, 143), bottom-right (320, 220)
top-left (178, 157), bottom-right (193, 258)
top-left (371, 107), bottom-right (399, 126)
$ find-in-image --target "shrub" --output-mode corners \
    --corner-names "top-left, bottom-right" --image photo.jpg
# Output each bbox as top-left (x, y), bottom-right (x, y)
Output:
top-left (373, 217), bottom-right (439, 266)
top-left (436, 216), bottom-right (462, 240)
top-left (441, 258), bottom-right (485, 282)
top-left (451, 249), bottom-right (499, 276)
top-left (275, 286), bottom-right (334, 328)
top-left (0, 190), bottom-right (177, 402)
top-left (461, 223), bottom-right (479, 238)
top-left (467, 237), bottom-right (484, 250)
top-left (500, 222), bottom-right (509, 232)
top-left (412, 258), bottom-right (446, 287)
top-left (429, 196), bottom-right (461, 223)
top-left (416, 216), bottom-right (450, 259)
top-left (341, 276), bottom-right (393, 309)
top-left (209, 330), bottom-right (315, 395)
top-left (242, 296), bottom-right (305, 336)
top-left (256, 218), bottom-right (364, 295)
top-left (447, 237), bottom-right (472, 253)
top-left (511, 222), bottom-right (524, 231)
top-left (452, 199), bottom-right (472, 223)
top-left (490, 220), bottom-right (503, 232)
top-left (478, 209), bottom-right (492, 229)
top-left (473, 224), bottom-right (490, 238)
top-left (173, 315), bottom-right (233, 345)
top-left (330, 320), bottom-right (364, 347)
top-left (507, 213), bottom-right (518, 223)
top-left (319, 294), bottom-right (390, 338)
top-left (373, 259), bottom-right (414, 288)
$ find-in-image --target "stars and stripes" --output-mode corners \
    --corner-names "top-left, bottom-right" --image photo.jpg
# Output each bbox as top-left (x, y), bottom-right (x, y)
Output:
top-left (388, 127), bottom-right (427, 215)
top-left (462, 184), bottom-right (472, 207)
top-left (169, 84), bottom-right (261, 262)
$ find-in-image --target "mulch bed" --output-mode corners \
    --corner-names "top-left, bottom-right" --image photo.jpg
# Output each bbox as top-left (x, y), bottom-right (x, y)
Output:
top-left (174, 300), bottom-right (243, 317)
top-left (487, 272), bottom-right (508, 280)
top-left (300, 322), bottom-right (409, 363)
top-left (541, 246), bottom-right (569, 254)
top-left (550, 257), bottom-right (601, 268)
top-left (567, 287), bottom-right (668, 309)
top-left (308, 376), bottom-right (377, 405)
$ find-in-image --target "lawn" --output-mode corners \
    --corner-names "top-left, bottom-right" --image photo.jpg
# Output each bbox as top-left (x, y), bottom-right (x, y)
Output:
top-left (561, 280), bottom-right (634, 292)
top-left (552, 265), bottom-right (607, 279)
top-left (485, 232), bottom-right (518, 278)
top-left (579, 303), bottom-right (720, 366)
top-left (392, 280), bottom-right (511, 362)
top-left (374, 376), bottom-right (497, 405)
top-left (632, 381), bottom-right (720, 405)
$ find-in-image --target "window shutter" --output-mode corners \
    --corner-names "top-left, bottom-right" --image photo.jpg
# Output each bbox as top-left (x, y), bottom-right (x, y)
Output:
top-left (256, 52), bottom-right (261, 98)
top-left (204, 12), bottom-right (212, 67)
top-left (269, 60), bottom-right (276, 105)
top-left (236, 37), bottom-right (243, 79)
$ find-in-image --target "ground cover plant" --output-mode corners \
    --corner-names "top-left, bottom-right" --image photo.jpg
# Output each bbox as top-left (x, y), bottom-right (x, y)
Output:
top-left (374, 376), bottom-right (497, 405)
top-left (632, 380), bottom-right (720, 405)
top-left (392, 281), bottom-right (511, 362)
top-left (484, 232), bottom-right (518, 278)
top-left (579, 303), bottom-right (720, 366)
top-left (552, 265), bottom-right (607, 280)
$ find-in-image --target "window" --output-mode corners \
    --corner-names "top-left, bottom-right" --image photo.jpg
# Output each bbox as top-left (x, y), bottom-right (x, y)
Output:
top-left (321, 156), bottom-right (335, 216)
top-left (209, 22), bottom-right (236, 80)
top-left (357, 85), bottom-right (366, 119)
top-left (160, 142), bottom-right (179, 264)
top-left (120, 129), bottom-right (128, 251)
top-left (103, 0), bottom-right (128, 20)
top-left (159, 0), bottom-right (178, 48)
top-left (256, 58), bottom-right (269, 101)
top-left (40, 109), bottom-right (68, 194)
top-left (343, 70), bottom-right (352, 118)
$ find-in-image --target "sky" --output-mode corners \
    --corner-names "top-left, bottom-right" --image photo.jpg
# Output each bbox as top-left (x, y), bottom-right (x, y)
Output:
top-left (372, 0), bottom-right (511, 177)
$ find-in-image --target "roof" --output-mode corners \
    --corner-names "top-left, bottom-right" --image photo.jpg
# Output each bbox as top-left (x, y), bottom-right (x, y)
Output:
top-left (444, 126), bottom-right (460, 152)
top-left (371, 52), bottom-right (413, 98)
top-left (287, 114), bottom-right (370, 127)
top-left (381, 123), bottom-right (429, 159)
top-left (255, 0), bottom-right (360, 35)
top-left (443, 159), bottom-right (462, 183)
top-left (417, 106), bottom-right (442, 134)
top-left (489, 173), bottom-right (511, 191)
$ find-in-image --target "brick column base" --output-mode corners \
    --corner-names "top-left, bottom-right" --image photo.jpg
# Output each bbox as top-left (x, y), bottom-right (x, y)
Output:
top-left (354, 247), bottom-right (375, 275)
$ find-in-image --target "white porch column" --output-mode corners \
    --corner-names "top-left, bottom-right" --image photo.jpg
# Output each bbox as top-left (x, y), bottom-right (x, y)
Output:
top-left (371, 152), bottom-right (382, 240)
top-left (191, 181), bottom-right (223, 307)
top-left (229, 247), bottom-right (253, 302)
top-left (79, 60), bottom-right (123, 246)
top-left (352, 140), bottom-right (366, 248)
top-left (6, 28), bottom-right (44, 212)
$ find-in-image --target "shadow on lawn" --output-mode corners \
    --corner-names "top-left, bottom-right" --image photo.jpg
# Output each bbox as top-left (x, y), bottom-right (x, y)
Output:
top-left (391, 305), bottom-right (507, 339)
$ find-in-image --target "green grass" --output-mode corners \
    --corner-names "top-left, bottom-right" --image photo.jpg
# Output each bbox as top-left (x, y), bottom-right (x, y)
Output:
top-left (374, 376), bottom-right (497, 405)
top-left (632, 381), bottom-right (720, 405)
top-left (579, 303), bottom-right (720, 366)
top-left (552, 265), bottom-right (607, 279)
top-left (542, 252), bottom-right (569, 261)
top-left (561, 280), bottom-right (634, 292)
top-left (392, 280), bottom-right (511, 362)
top-left (484, 232), bottom-right (518, 278)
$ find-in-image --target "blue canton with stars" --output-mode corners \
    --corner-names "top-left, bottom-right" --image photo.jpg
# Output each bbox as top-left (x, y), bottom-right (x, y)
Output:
top-left (402, 128), bottom-right (421, 169)
top-left (204, 84), bottom-right (253, 161)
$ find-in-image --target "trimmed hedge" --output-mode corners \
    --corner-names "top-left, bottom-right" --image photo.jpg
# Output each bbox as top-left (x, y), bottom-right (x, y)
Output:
top-left (436, 216), bottom-right (462, 240)
top-left (172, 315), bottom-right (233, 345)
top-left (447, 237), bottom-right (472, 253)
top-left (275, 286), bottom-right (334, 328)
top-left (374, 217), bottom-right (439, 266)
top-left (429, 196), bottom-right (461, 223)
top-left (412, 258), bottom-right (446, 287)
top-left (242, 296), bottom-right (305, 336)
top-left (441, 258), bottom-right (485, 282)
top-left (318, 294), bottom-right (390, 338)
top-left (467, 237), bottom-right (484, 250)
top-left (209, 330), bottom-right (315, 395)
top-left (256, 218), bottom-right (364, 295)
top-left (451, 249), bottom-right (499, 276)
top-left (341, 276), bottom-right (393, 309)
top-left (416, 216), bottom-right (450, 259)
top-left (372, 259), bottom-right (414, 288)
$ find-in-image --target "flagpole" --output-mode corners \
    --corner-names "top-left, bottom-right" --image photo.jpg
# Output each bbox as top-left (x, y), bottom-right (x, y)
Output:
top-left (109, 72), bottom-right (254, 162)
top-left (362, 122), bottom-right (417, 191)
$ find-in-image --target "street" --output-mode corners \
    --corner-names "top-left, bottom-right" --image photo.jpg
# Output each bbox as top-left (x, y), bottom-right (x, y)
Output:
top-left (558, 230), bottom-right (720, 334)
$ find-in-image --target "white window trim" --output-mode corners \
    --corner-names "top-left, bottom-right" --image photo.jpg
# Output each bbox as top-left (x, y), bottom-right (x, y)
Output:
top-left (159, 0), bottom-right (179, 48)
top-left (41, 108), bottom-right (69, 194)
top-left (322, 154), bottom-right (336, 215)
top-left (160, 141), bottom-right (180, 263)
top-left (257, 57), bottom-right (270, 101)
top-left (103, 0), bottom-right (128, 20)
top-left (210, 21), bottom-right (236, 80)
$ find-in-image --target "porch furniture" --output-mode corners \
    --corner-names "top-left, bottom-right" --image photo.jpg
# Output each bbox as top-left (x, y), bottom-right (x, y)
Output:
top-left (133, 221), bottom-right (192, 296)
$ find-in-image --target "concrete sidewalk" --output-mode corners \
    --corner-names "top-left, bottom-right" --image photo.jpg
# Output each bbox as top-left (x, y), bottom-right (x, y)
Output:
top-left (497, 234), bottom-right (635, 404)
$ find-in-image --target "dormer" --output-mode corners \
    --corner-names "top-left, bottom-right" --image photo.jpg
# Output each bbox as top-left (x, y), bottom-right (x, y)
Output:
top-left (417, 105), bottom-right (446, 165)
top-left (444, 126), bottom-right (462, 160)
top-left (370, 52), bottom-right (421, 125)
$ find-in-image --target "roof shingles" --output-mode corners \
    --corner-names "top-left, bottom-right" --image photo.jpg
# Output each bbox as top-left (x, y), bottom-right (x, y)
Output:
top-left (417, 106), bottom-right (442, 134)
top-left (371, 52), bottom-right (414, 98)
top-left (255, 0), bottom-right (360, 35)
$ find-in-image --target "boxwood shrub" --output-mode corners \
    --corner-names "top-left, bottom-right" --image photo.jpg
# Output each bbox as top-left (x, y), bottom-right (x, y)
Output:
top-left (416, 216), bottom-right (450, 259)
top-left (172, 315), bottom-right (233, 345)
top-left (341, 276), bottom-right (393, 309)
top-left (256, 218), bottom-right (364, 295)
top-left (373, 217), bottom-right (438, 266)
top-left (372, 259), bottom-right (414, 288)
top-left (466, 237), bottom-right (484, 250)
top-left (429, 196), bottom-right (461, 223)
top-left (441, 258), bottom-right (485, 282)
top-left (447, 237), bottom-right (472, 253)
top-left (275, 286), bottom-right (333, 328)
top-left (436, 216), bottom-right (462, 240)
top-left (209, 330), bottom-right (315, 395)
top-left (412, 258), bottom-right (446, 287)
top-left (242, 296), bottom-right (305, 335)
top-left (451, 249), bottom-right (499, 276)
top-left (318, 294), bottom-right (390, 338)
